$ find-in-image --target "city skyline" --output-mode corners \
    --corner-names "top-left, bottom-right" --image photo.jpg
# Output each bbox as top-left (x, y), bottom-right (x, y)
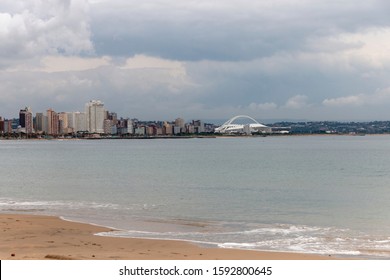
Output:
top-left (0, 99), bottom-right (213, 136)
top-left (4, 100), bottom-right (390, 136)
top-left (2, 1), bottom-right (390, 121)
top-left (0, 100), bottom-right (200, 124)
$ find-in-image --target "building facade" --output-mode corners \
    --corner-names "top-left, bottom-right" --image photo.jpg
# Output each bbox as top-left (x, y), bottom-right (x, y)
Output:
top-left (85, 100), bottom-right (105, 133)
top-left (19, 107), bottom-right (33, 134)
top-left (47, 108), bottom-right (59, 135)
top-left (34, 112), bottom-right (47, 133)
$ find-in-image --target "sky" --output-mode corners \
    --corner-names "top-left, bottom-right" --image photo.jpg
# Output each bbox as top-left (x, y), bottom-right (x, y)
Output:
top-left (1, 0), bottom-right (390, 122)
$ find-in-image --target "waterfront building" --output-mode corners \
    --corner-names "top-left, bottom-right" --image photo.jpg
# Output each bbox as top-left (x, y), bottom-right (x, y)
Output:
top-left (155, 127), bottom-right (163, 136)
top-left (19, 107), bottom-right (33, 134)
top-left (187, 124), bottom-right (195, 134)
top-left (6, 120), bottom-right (14, 133)
top-left (173, 126), bottom-right (181, 135)
top-left (124, 119), bottom-right (133, 134)
top-left (74, 112), bottom-right (86, 132)
top-left (192, 120), bottom-right (204, 133)
top-left (4, 120), bottom-right (9, 133)
top-left (34, 112), bottom-right (48, 134)
top-left (116, 118), bottom-right (133, 135)
top-left (104, 119), bottom-right (113, 134)
top-left (146, 126), bottom-right (154, 136)
top-left (111, 124), bottom-right (118, 135)
top-left (215, 115), bottom-right (272, 134)
top-left (67, 112), bottom-right (75, 131)
top-left (85, 100), bottom-right (105, 133)
top-left (134, 126), bottom-right (145, 136)
top-left (47, 108), bottom-right (59, 135)
top-left (58, 112), bottom-right (70, 134)
top-left (163, 122), bottom-right (173, 135)
top-left (175, 118), bottom-right (185, 129)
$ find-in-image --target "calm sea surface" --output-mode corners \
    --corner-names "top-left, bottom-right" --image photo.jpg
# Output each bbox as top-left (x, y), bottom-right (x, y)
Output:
top-left (1, 136), bottom-right (390, 259)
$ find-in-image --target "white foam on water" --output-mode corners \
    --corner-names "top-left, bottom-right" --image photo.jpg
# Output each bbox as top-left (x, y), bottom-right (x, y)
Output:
top-left (94, 222), bottom-right (390, 259)
top-left (2, 196), bottom-right (390, 259)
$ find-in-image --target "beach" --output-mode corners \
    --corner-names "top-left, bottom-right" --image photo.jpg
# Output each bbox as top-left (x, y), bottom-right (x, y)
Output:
top-left (0, 214), bottom-right (333, 260)
top-left (2, 138), bottom-right (389, 259)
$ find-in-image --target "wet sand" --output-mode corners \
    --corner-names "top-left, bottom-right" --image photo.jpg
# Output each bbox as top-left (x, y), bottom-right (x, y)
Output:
top-left (0, 214), bottom-right (334, 260)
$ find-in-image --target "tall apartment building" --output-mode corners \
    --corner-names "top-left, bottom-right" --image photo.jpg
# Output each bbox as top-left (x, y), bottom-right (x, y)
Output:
top-left (34, 112), bottom-right (48, 133)
top-left (74, 112), bottom-right (86, 132)
top-left (47, 108), bottom-right (59, 135)
top-left (85, 100), bottom-right (105, 133)
top-left (192, 120), bottom-right (204, 133)
top-left (104, 119), bottom-right (113, 134)
top-left (58, 112), bottom-right (70, 134)
top-left (2, 119), bottom-right (12, 134)
top-left (163, 121), bottom-right (173, 135)
top-left (19, 107), bottom-right (33, 134)
top-left (175, 118), bottom-right (185, 129)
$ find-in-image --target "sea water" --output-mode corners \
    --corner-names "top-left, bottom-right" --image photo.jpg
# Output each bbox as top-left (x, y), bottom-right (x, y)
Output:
top-left (1, 136), bottom-right (390, 259)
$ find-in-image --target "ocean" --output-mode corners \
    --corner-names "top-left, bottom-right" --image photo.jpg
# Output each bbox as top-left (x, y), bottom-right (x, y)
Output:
top-left (1, 135), bottom-right (390, 259)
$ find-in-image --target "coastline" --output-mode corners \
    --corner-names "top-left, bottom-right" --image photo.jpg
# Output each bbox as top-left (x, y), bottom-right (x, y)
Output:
top-left (0, 214), bottom-right (335, 260)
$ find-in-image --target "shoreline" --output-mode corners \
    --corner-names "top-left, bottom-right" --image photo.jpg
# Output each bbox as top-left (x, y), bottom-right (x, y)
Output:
top-left (1, 133), bottom-right (390, 141)
top-left (0, 214), bottom-right (335, 260)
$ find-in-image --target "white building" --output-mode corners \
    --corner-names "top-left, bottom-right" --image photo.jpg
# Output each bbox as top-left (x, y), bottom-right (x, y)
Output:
top-left (74, 112), bottom-right (86, 132)
top-left (215, 115), bottom-right (272, 134)
top-left (85, 100), bottom-right (105, 133)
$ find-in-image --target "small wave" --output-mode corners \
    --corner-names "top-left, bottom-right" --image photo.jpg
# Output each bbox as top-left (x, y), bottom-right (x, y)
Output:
top-left (94, 223), bottom-right (390, 259)
top-left (242, 224), bottom-right (331, 235)
top-left (0, 198), bottom-right (135, 211)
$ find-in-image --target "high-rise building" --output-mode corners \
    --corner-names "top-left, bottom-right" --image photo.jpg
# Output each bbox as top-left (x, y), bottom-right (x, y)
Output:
top-left (74, 112), bottom-right (86, 132)
top-left (19, 107), bottom-right (33, 134)
top-left (192, 120), bottom-right (204, 133)
top-left (67, 112), bottom-right (75, 131)
top-left (58, 112), bottom-right (70, 134)
top-left (47, 108), bottom-right (59, 135)
top-left (3, 120), bottom-right (13, 134)
top-left (174, 118), bottom-right (185, 134)
top-left (34, 112), bottom-right (47, 133)
top-left (85, 100), bottom-right (105, 133)
top-left (163, 121), bottom-right (173, 135)
top-left (104, 119), bottom-right (112, 134)
top-left (175, 117), bottom-right (185, 129)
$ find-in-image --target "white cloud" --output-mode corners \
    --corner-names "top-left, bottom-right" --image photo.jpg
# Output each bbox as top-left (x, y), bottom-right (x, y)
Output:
top-left (121, 55), bottom-right (184, 71)
top-left (5, 55), bottom-right (112, 73)
top-left (249, 102), bottom-right (278, 111)
top-left (305, 27), bottom-right (390, 71)
top-left (121, 55), bottom-right (189, 84)
top-left (39, 56), bottom-right (111, 72)
top-left (254, 27), bottom-right (390, 77)
top-left (323, 88), bottom-right (390, 107)
top-left (284, 95), bottom-right (309, 109)
top-left (322, 95), bottom-right (365, 107)
top-left (0, 0), bottom-right (92, 61)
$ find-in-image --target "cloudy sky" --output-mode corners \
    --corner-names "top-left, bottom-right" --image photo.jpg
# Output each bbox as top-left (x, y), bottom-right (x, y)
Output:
top-left (1, 0), bottom-right (390, 122)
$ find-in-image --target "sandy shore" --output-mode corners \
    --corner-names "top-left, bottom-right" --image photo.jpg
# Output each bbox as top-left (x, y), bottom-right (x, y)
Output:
top-left (0, 214), bottom-right (334, 260)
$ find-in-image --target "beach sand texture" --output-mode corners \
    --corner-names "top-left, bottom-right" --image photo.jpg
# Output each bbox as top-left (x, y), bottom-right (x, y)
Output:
top-left (0, 214), bottom-right (334, 260)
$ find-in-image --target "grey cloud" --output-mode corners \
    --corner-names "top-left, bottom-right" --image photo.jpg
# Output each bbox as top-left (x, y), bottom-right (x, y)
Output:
top-left (0, 0), bottom-right (92, 62)
top-left (0, 58), bottom-right (197, 119)
top-left (2, 0), bottom-right (390, 121)
top-left (90, 0), bottom-right (390, 61)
